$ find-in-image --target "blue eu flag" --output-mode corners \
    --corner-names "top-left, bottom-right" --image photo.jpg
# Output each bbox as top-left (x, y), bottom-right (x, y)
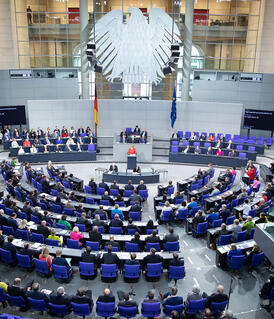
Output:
top-left (170, 87), bottom-right (177, 128)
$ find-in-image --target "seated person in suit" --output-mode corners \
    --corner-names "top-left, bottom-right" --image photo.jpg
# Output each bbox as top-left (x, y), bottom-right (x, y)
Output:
top-left (129, 189), bottom-right (142, 204)
top-left (3, 235), bottom-right (17, 263)
top-left (137, 180), bottom-right (146, 192)
top-left (260, 274), bottom-right (274, 299)
top-left (97, 288), bottom-right (115, 303)
top-left (143, 248), bottom-right (163, 269)
top-left (133, 166), bottom-right (141, 174)
top-left (49, 286), bottom-right (71, 312)
top-left (143, 290), bottom-right (159, 303)
top-left (125, 252), bottom-right (140, 265)
top-left (92, 214), bottom-right (106, 227)
top-left (92, 207), bottom-right (108, 220)
top-left (71, 287), bottom-right (93, 310)
top-left (169, 252), bottom-right (184, 267)
top-left (192, 210), bottom-right (205, 231)
top-left (99, 179), bottom-right (110, 192)
top-left (185, 285), bottom-right (203, 307)
top-left (81, 246), bottom-right (99, 268)
top-left (160, 287), bottom-right (183, 307)
top-left (109, 163), bottom-right (118, 173)
top-left (130, 232), bottom-right (143, 251)
top-left (126, 218), bottom-right (141, 234)
top-left (207, 146), bottom-right (213, 155)
top-left (205, 285), bottom-right (228, 308)
top-left (20, 242), bottom-right (39, 263)
top-left (110, 180), bottom-right (120, 190)
top-left (164, 227), bottom-right (179, 243)
top-left (145, 230), bottom-right (160, 243)
top-left (7, 277), bottom-right (32, 311)
top-left (172, 130), bottom-right (180, 140)
top-left (141, 129), bottom-right (148, 143)
top-left (133, 125), bottom-right (141, 134)
top-left (118, 292), bottom-right (138, 312)
top-left (128, 145), bottom-right (136, 155)
top-left (105, 236), bottom-right (120, 251)
top-left (76, 212), bottom-right (91, 231)
top-left (8, 213), bottom-right (18, 231)
top-left (125, 180), bottom-right (134, 191)
top-left (88, 178), bottom-right (97, 193)
top-left (89, 226), bottom-right (102, 243)
top-left (102, 245), bottom-right (120, 265)
top-left (52, 249), bottom-right (73, 274)
top-left (110, 214), bottom-right (123, 228)
top-left (120, 129), bottom-right (128, 143)
top-left (27, 282), bottom-right (50, 303)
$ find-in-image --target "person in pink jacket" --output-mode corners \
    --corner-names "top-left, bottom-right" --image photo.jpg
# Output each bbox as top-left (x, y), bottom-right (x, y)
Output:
top-left (70, 226), bottom-right (84, 246)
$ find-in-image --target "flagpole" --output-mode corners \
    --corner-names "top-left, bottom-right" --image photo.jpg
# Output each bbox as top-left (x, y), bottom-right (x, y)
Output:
top-left (95, 123), bottom-right (98, 137)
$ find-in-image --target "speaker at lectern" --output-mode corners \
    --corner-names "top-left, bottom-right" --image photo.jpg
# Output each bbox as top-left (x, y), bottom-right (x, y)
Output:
top-left (127, 145), bottom-right (137, 170)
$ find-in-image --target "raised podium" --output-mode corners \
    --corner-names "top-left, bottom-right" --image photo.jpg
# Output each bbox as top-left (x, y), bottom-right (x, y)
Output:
top-left (127, 155), bottom-right (137, 170)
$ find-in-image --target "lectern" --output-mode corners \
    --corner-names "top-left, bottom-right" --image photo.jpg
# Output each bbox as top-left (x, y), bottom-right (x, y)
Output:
top-left (127, 154), bottom-right (137, 170)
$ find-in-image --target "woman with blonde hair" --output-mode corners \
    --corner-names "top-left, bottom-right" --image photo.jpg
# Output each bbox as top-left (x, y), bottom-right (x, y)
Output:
top-left (39, 247), bottom-right (52, 271)
top-left (48, 228), bottom-right (62, 246)
top-left (70, 226), bottom-right (84, 246)
top-left (18, 219), bottom-right (28, 230)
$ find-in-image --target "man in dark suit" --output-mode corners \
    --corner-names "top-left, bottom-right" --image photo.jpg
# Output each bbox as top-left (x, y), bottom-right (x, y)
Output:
top-left (136, 180), bottom-right (147, 192)
top-left (192, 210), bottom-right (205, 231)
top-left (89, 226), bottom-right (102, 243)
top-left (141, 129), bottom-right (148, 143)
top-left (130, 201), bottom-right (142, 212)
top-left (97, 288), bottom-right (115, 303)
top-left (0, 209), bottom-right (8, 226)
top-left (76, 212), bottom-right (91, 231)
top-left (125, 253), bottom-right (139, 265)
top-left (20, 242), bottom-right (39, 262)
top-left (164, 227), bottom-right (179, 243)
top-left (92, 214), bottom-right (106, 227)
top-left (52, 249), bottom-right (72, 273)
top-left (22, 201), bottom-right (33, 220)
top-left (71, 288), bottom-right (93, 309)
top-left (109, 215), bottom-right (123, 228)
top-left (88, 178), bottom-right (97, 194)
top-left (40, 194), bottom-right (51, 210)
top-left (110, 180), bottom-right (119, 190)
top-left (40, 175), bottom-right (51, 194)
top-left (28, 191), bottom-right (39, 207)
top-left (109, 163), bottom-right (118, 173)
top-left (15, 183), bottom-right (27, 201)
top-left (41, 210), bottom-right (53, 226)
top-left (129, 190), bottom-right (142, 204)
top-left (99, 179), bottom-right (109, 192)
top-left (81, 246), bottom-right (99, 268)
top-left (102, 191), bottom-right (111, 202)
top-left (102, 245), bottom-right (120, 265)
top-left (145, 230), bottom-right (160, 243)
top-left (6, 179), bottom-right (15, 196)
top-left (7, 277), bottom-right (31, 310)
top-left (133, 125), bottom-right (141, 134)
top-left (37, 220), bottom-right (51, 238)
top-left (143, 290), bottom-right (159, 303)
top-left (27, 282), bottom-right (49, 303)
top-left (218, 204), bottom-right (230, 223)
top-left (169, 252), bottom-right (184, 267)
top-left (143, 248), bottom-right (163, 268)
top-left (3, 194), bottom-right (13, 208)
top-left (105, 236), bottom-right (120, 250)
top-left (49, 286), bottom-right (71, 309)
top-left (8, 213), bottom-right (18, 231)
top-left (125, 180), bottom-right (134, 191)
top-left (92, 206), bottom-right (108, 220)
top-left (3, 235), bottom-right (17, 263)
top-left (125, 218), bottom-right (140, 234)
top-left (161, 287), bottom-right (183, 307)
top-left (118, 292), bottom-right (138, 311)
top-left (205, 285), bottom-right (229, 308)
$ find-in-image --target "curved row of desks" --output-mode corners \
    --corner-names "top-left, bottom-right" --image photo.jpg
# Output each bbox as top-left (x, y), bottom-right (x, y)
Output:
top-left (18, 151), bottom-right (96, 163)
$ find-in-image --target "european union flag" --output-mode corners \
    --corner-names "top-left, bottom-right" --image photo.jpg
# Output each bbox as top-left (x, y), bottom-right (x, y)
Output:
top-left (170, 87), bottom-right (177, 128)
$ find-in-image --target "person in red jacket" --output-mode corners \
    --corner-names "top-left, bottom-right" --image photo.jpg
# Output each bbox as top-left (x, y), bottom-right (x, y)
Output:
top-left (246, 166), bottom-right (255, 182)
top-left (128, 145), bottom-right (136, 155)
top-left (216, 148), bottom-right (223, 156)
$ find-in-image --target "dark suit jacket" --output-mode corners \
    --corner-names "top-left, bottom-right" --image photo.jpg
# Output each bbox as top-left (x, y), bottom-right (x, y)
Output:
top-left (88, 181), bottom-right (97, 193)
top-left (125, 184), bottom-right (134, 191)
top-left (130, 204), bottom-right (141, 212)
top-left (52, 257), bottom-right (71, 271)
top-left (109, 165), bottom-right (118, 173)
top-left (0, 215), bottom-right (8, 226)
top-left (27, 290), bottom-right (49, 302)
top-left (109, 219), bottom-right (123, 228)
top-left (163, 296), bottom-right (183, 306)
top-left (219, 209), bottom-right (230, 223)
top-left (7, 184), bottom-right (15, 196)
top-left (137, 184), bottom-right (147, 192)
top-left (125, 259), bottom-right (139, 265)
top-left (118, 300), bottom-right (138, 309)
top-left (97, 294), bottom-right (115, 303)
top-left (89, 231), bottom-right (102, 242)
top-left (8, 218), bottom-right (18, 230)
top-left (99, 182), bottom-right (109, 192)
top-left (81, 252), bottom-right (99, 265)
top-left (3, 242), bottom-right (17, 257)
top-left (7, 285), bottom-right (28, 303)
top-left (206, 293), bottom-right (228, 307)
top-left (102, 252), bottom-right (119, 265)
top-left (145, 235), bottom-right (160, 243)
top-left (169, 258), bottom-right (184, 267)
top-left (37, 225), bottom-right (50, 238)
top-left (164, 234), bottom-right (179, 242)
top-left (143, 254), bottom-right (163, 266)
top-left (49, 293), bottom-right (71, 307)
top-left (71, 293), bottom-right (93, 308)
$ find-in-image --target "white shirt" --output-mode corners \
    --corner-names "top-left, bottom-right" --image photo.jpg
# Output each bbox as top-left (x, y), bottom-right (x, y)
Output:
top-left (242, 204), bottom-right (251, 218)
top-left (11, 141), bottom-right (19, 148)
top-left (184, 148), bottom-right (189, 154)
top-left (30, 147), bottom-right (37, 154)
top-left (18, 148), bottom-right (25, 154)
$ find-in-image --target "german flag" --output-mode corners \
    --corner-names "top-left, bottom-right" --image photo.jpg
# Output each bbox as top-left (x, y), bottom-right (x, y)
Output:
top-left (94, 86), bottom-right (99, 127)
